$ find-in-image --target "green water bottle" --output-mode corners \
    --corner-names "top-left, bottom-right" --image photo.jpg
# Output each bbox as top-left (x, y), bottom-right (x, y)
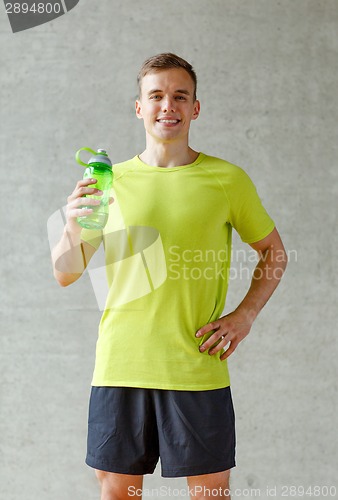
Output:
top-left (75, 147), bottom-right (113, 230)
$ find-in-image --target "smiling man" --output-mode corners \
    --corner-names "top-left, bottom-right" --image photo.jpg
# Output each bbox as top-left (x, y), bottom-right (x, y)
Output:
top-left (52, 53), bottom-right (287, 499)
top-left (135, 64), bottom-right (200, 165)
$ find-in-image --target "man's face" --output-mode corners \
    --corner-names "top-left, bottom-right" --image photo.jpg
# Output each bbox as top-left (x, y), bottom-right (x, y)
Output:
top-left (135, 68), bottom-right (200, 144)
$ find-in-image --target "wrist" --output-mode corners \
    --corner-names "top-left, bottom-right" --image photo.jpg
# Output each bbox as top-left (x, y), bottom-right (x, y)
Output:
top-left (233, 305), bottom-right (259, 325)
top-left (63, 224), bottom-right (82, 244)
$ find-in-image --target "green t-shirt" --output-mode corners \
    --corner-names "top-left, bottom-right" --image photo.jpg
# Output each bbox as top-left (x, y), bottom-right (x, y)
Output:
top-left (81, 153), bottom-right (275, 390)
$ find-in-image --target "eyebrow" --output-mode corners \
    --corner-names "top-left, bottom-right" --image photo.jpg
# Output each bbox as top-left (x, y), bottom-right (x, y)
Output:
top-left (147, 89), bottom-right (191, 96)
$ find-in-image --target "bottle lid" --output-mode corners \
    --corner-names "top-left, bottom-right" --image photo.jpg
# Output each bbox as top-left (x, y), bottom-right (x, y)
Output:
top-left (89, 149), bottom-right (112, 167)
top-left (75, 147), bottom-right (112, 168)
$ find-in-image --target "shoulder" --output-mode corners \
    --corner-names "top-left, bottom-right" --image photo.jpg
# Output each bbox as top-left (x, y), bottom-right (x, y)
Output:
top-left (112, 156), bottom-right (139, 179)
top-left (199, 153), bottom-right (252, 182)
top-left (113, 156), bottom-right (138, 169)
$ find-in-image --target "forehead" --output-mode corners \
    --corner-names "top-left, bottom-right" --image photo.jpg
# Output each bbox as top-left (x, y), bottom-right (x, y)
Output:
top-left (140, 68), bottom-right (195, 94)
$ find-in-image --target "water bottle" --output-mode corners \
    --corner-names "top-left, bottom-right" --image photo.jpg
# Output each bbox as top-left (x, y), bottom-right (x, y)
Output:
top-left (75, 147), bottom-right (113, 230)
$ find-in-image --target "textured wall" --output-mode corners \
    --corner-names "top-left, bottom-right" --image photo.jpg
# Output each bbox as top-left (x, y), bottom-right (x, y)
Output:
top-left (1, 1), bottom-right (337, 499)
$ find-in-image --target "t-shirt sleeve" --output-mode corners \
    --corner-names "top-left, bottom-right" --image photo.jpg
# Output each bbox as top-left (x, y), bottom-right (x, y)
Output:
top-left (227, 167), bottom-right (275, 243)
top-left (80, 227), bottom-right (103, 249)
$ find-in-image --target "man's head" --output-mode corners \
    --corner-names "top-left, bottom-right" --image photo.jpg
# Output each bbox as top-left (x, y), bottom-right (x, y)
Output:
top-left (137, 53), bottom-right (197, 101)
top-left (135, 53), bottom-right (200, 146)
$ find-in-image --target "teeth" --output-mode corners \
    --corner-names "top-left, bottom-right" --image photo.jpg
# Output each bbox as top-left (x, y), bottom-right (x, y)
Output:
top-left (158, 119), bottom-right (178, 123)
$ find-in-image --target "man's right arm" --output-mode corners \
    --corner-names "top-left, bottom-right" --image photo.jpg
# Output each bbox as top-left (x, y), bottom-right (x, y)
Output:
top-left (51, 178), bottom-right (105, 287)
top-left (52, 229), bottom-right (97, 287)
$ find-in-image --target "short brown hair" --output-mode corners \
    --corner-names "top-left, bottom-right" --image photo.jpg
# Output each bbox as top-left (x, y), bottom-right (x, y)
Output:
top-left (137, 53), bottom-right (197, 101)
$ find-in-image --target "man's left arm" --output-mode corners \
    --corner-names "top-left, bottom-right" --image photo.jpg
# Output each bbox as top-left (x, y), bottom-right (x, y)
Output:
top-left (196, 227), bottom-right (287, 360)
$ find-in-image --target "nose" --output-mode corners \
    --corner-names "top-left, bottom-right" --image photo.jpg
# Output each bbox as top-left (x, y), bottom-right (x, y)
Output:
top-left (162, 96), bottom-right (175, 113)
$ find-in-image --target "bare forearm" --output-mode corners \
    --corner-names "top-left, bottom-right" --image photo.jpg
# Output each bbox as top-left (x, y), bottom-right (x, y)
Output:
top-left (52, 227), bottom-right (85, 287)
top-left (51, 178), bottom-right (106, 286)
top-left (196, 228), bottom-right (287, 360)
top-left (235, 245), bottom-right (287, 321)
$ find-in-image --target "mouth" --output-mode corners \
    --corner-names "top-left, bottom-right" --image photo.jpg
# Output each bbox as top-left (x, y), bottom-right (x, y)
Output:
top-left (156, 119), bottom-right (181, 124)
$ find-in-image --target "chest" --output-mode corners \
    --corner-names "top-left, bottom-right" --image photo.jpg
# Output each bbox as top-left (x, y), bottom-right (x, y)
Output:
top-left (113, 171), bottom-right (230, 232)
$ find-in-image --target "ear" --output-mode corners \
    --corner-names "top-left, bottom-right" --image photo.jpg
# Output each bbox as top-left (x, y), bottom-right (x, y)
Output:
top-left (191, 99), bottom-right (200, 121)
top-left (135, 100), bottom-right (143, 120)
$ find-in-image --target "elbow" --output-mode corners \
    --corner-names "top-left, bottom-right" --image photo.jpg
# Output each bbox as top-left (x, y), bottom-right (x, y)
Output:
top-left (54, 274), bottom-right (69, 287)
top-left (53, 270), bottom-right (80, 287)
top-left (284, 250), bottom-right (288, 269)
top-left (57, 279), bottom-right (70, 288)
top-left (278, 247), bottom-right (288, 278)
top-left (282, 244), bottom-right (288, 269)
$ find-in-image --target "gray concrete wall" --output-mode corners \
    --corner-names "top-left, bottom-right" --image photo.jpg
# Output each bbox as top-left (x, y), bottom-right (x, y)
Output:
top-left (1, 1), bottom-right (337, 499)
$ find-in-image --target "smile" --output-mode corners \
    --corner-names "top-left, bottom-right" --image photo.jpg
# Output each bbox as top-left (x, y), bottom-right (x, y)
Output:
top-left (157, 119), bottom-right (180, 124)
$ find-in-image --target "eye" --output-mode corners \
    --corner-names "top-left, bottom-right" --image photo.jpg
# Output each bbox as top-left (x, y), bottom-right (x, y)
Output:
top-left (150, 95), bottom-right (161, 100)
top-left (175, 96), bottom-right (186, 100)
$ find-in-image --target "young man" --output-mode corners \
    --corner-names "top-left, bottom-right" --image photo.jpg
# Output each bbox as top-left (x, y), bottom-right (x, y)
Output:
top-left (52, 53), bottom-right (287, 499)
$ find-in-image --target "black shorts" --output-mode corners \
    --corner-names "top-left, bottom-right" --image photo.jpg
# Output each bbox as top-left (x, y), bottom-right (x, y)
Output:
top-left (85, 386), bottom-right (236, 478)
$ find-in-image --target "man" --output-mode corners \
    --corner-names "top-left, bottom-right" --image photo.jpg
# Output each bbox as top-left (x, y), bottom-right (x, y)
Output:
top-left (52, 53), bottom-right (287, 499)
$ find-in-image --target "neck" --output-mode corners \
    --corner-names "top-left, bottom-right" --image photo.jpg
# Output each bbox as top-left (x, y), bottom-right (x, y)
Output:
top-left (139, 138), bottom-right (199, 168)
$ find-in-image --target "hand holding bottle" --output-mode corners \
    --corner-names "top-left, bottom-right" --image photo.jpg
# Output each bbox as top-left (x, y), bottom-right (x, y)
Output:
top-left (75, 148), bottom-right (114, 230)
top-left (65, 177), bottom-right (106, 235)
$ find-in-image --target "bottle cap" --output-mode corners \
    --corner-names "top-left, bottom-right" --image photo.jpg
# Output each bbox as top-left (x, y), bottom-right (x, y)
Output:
top-left (89, 149), bottom-right (112, 167)
top-left (76, 147), bottom-right (112, 168)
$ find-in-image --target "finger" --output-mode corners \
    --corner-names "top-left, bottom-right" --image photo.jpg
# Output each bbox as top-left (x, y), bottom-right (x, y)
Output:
top-left (208, 335), bottom-right (230, 355)
top-left (68, 191), bottom-right (91, 204)
top-left (78, 177), bottom-right (98, 187)
top-left (199, 330), bottom-right (226, 353)
top-left (67, 188), bottom-right (100, 206)
top-left (69, 178), bottom-right (102, 198)
top-left (68, 207), bottom-right (94, 218)
top-left (195, 321), bottom-right (219, 338)
top-left (66, 202), bottom-right (98, 221)
top-left (75, 197), bottom-right (101, 207)
top-left (76, 186), bottom-right (103, 197)
top-left (109, 196), bottom-right (114, 205)
top-left (220, 341), bottom-right (238, 361)
top-left (67, 197), bottom-right (101, 211)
